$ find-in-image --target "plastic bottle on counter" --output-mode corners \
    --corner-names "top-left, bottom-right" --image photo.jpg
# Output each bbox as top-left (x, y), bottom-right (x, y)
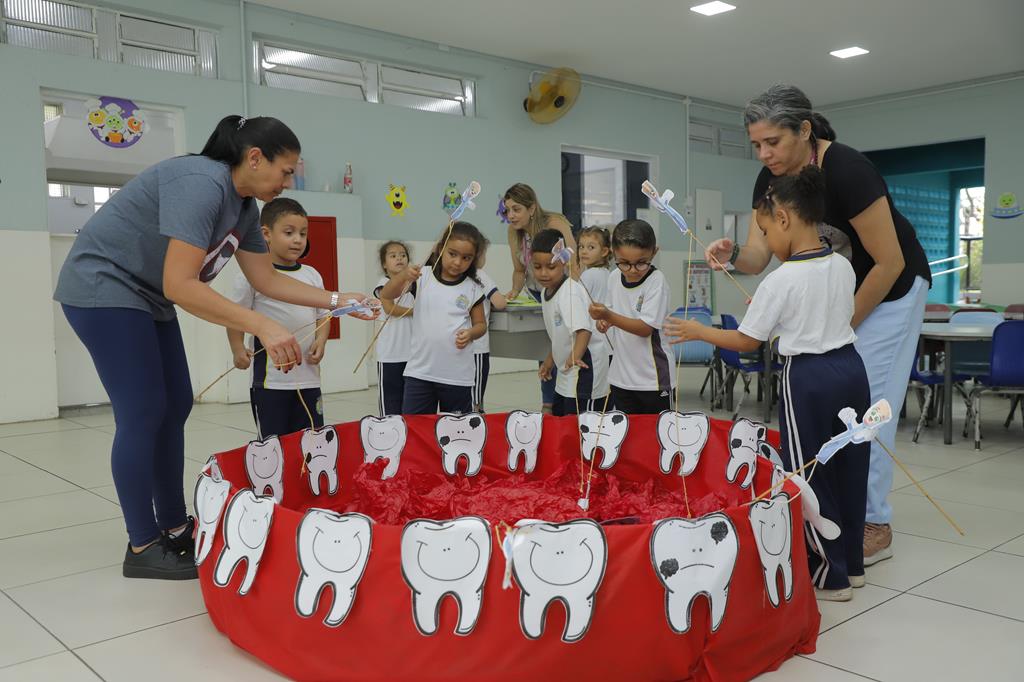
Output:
top-left (294, 157), bottom-right (305, 191)
top-left (343, 163), bottom-right (353, 194)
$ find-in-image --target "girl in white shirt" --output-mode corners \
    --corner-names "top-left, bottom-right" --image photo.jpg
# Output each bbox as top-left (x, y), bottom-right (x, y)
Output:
top-left (379, 222), bottom-right (489, 415)
top-left (372, 240), bottom-right (414, 416)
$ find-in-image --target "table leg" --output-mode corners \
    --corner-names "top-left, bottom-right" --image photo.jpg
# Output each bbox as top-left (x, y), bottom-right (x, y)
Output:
top-left (943, 338), bottom-right (953, 444)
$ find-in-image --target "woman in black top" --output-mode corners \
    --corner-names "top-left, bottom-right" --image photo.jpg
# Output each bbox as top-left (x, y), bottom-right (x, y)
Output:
top-left (705, 85), bottom-right (931, 572)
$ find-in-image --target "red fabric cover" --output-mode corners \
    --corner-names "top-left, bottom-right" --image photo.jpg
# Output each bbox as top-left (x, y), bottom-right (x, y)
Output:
top-left (199, 414), bottom-right (819, 682)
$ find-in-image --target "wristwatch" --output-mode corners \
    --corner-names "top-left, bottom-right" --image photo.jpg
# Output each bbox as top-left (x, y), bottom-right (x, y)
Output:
top-left (728, 243), bottom-right (741, 265)
top-left (329, 291), bottom-right (339, 309)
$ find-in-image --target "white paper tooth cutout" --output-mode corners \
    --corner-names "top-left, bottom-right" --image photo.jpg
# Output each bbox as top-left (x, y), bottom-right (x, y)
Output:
top-left (400, 517), bottom-right (491, 636)
top-left (727, 419), bottom-right (765, 490)
top-left (214, 489), bottom-right (275, 596)
top-left (505, 410), bottom-right (543, 473)
top-left (509, 519), bottom-right (607, 643)
top-left (657, 411), bottom-right (710, 476)
top-left (194, 473), bottom-right (231, 565)
top-left (301, 427), bottom-right (339, 496)
top-left (436, 414), bottom-right (487, 477)
top-left (749, 493), bottom-right (793, 607)
top-left (360, 415), bottom-right (406, 479)
top-left (650, 513), bottom-right (739, 633)
top-left (771, 466), bottom-right (841, 541)
top-left (578, 411), bottom-right (628, 470)
top-left (245, 436), bottom-right (285, 502)
top-left (758, 440), bottom-right (785, 470)
top-left (202, 455), bottom-right (225, 482)
top-left (295, 510), bottom-right (372, 627)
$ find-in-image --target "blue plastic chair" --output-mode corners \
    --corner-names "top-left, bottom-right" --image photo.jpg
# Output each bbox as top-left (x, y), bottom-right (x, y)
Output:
top-left (715, 313), bottom-right (783, 421)
top-left (907, 352), bottom-right (947, 442)
top-left (965, 321), bottom-right (1024, 449)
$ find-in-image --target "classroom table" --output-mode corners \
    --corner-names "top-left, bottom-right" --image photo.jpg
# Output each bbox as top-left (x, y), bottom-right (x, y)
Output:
top-left (918, 322), bottom-right (997, 444)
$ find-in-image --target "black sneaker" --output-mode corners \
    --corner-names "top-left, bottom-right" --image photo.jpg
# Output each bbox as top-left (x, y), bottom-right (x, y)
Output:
top-left (163, 516), bottom-right (196, 556)
top-left (123, 535), bottom-right (198, 580)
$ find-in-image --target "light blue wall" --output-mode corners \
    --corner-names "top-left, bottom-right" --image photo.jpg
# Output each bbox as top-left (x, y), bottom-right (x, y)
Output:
top-left (0, 0), bottom-right (762, 251)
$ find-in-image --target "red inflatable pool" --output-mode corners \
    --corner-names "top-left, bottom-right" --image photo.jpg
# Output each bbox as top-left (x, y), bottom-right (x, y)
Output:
top-left (195, 411), bottom-right (820, 681)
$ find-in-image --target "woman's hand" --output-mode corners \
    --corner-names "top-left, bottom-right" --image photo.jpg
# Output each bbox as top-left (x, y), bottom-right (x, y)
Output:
top-left (705, 238), bottom-right (734, 271)
top-left (256, 317), bottom-right (303, 372)
top-left (663, 317), bottom-right (703, 344)
top-left (232, 347), bottom-right (253, 370)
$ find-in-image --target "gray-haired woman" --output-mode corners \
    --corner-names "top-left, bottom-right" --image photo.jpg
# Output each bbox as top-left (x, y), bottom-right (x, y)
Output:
top-left (704, 85), bottom-right (931, 573)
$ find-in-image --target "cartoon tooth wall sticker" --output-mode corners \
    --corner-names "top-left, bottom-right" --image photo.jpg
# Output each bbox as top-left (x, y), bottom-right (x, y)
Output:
top-left (656, 411), bottom-right (710, 475)
top-left (505, 410), bottom-right (543, 473)
top-left (295, 510), bottom-right (373, 627)
top-left (400, 517), bottom-right (491, 636)
top-left (360, 415), bottom-right (407, 479)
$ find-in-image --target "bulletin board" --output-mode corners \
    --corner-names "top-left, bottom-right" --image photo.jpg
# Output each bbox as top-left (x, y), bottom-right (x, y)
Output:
top-left (684, 261), bottom-right (714, 313)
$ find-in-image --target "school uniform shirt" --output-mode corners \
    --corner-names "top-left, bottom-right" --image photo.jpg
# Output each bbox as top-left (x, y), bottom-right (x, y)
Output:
top-left (471, 269), bottom-right (499, 355)
top-left (372, 275), bottom-right (415, 363)
top-left (580, 266), bottom-right (611, 305)
top-left (230, 263), bottom-right (326, 390)
top-left (738, 247), bottom-right (857, 357)
top-left (605, 267), bottom-right (676, 393)
top-left (541, 277), bottom-right (610, 399)
top-left (403, 266), bottom-right (485, 387)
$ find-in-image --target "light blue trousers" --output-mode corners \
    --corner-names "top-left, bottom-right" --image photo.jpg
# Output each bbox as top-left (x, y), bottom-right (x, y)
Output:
top-left (854, 276), bottom-right (929, 525)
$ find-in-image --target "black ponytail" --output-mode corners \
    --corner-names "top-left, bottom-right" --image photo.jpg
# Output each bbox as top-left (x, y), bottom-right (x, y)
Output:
top-left (809, 112), bottom-right (837, 142)
top-left (199, 115), bottom-right (301, 167)
top-left (755, 165), bottom-right (826, 224)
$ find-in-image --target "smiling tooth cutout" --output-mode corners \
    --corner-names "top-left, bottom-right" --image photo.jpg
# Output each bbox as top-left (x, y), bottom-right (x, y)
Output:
top-left (295, 509), bottom-right (372, 626)
top-left (436, 414), bottom-right (487, 477)
top-left (400, 517), bottom-right (491, 636)
top-left (578, 411), bottom-right (628, 470)
top-left (657, 411), bottom-right (710, 476)
top-left (213, 489), bottom-right (275, 596)
top-left (194, 473), bottom-right (231, 565)
top-left (749, 493), bottom-right (793, 607)
top-left (505, 410), bottom-right (543, 473)
top-left (360, 415), bottom-right (406, 479)
top-left (650, 513), bottom-right (739, 633)
top-left (509, 519), bottom-right (607, 643)
top-left (245, 436), bottom-right (285, 502)
top-left (300, 426), bottom-right (339, 496)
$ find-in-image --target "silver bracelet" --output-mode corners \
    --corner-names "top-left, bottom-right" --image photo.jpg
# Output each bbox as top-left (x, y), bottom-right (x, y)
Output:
top-left (329, 291), bottom-right (339, 309)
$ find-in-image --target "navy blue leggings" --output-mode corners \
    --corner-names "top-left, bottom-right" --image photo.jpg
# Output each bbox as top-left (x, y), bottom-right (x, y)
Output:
top-left (63, 306), bottom-right (191, 547)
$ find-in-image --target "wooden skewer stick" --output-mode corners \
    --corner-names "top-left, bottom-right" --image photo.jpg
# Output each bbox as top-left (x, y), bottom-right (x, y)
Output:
top-left (876, 439), bottom-right (965, 536)
top-left (684, 228), bottom-right (753, 302)
top-left (751, 458), bottom-right (818, 504)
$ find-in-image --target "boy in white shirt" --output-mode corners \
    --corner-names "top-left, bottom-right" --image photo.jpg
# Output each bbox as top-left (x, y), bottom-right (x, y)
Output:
top-left (228, 198), bottom-right (328, 437)
top-left (531, 229), bottom-right (609, 415)
top-left (664, 167), bottom-right (870, 602)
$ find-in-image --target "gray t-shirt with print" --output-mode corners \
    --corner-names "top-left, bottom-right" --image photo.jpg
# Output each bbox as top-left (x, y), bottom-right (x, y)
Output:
top-left (54, 155), bottom-right (265, 321)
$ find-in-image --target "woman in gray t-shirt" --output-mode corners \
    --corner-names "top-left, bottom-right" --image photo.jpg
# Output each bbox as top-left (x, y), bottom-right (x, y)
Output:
top-left (54, 115), bottom-right (366, 580)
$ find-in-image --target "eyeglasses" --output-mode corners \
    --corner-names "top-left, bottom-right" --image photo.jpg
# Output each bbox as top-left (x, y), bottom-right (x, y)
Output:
top-left (615, 260), bottom-right (652, 273)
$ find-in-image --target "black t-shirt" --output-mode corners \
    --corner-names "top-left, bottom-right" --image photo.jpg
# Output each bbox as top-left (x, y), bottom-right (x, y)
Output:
top-left (752, 141), bottom-right (931, 303)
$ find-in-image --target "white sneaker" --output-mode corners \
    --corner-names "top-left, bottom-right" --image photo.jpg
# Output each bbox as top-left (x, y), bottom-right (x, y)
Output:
top-left (849, 574), bottom-right (866, 588)
top-left (815, 587), bottom-right (853, 602)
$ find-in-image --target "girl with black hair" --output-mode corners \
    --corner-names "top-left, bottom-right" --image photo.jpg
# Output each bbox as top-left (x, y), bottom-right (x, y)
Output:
top-left (667, 166), bottom-right (871, 602)
top-left (54, 115), bottom-right (370, 580)
top-left (379, 221), bottom-right (490, 414)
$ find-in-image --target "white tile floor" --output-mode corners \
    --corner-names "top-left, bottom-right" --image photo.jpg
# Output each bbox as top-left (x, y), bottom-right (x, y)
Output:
top-left (0, 368), bottom-right (1022, 681)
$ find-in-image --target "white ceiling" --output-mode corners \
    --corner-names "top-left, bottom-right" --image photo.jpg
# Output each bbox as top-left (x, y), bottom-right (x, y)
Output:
top-left (253, 0), bottom-right (1024, 106)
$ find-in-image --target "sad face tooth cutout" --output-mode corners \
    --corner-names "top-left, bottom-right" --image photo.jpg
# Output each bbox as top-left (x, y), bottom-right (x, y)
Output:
top-left (505, 410), bottom-right (543, 473)
top-left (727, 419), bottom-right (765, 490)
top-left (400, 517), bottom-right (491, 636)
top-left (194, 472), bottom-right (231, 565)
top-left (213, 489), bottom-right (275, 596)
top-left (650, 513), bottom-right (739, 633)
top-left (657, 411), bottom-right (710, 476)
top-left (295, 510), bottom-right (372, 626)
top-left (509, 519), bottom-right (607, 643)
top-left (245, 436), bottom-right (285, 502)
top-left (360, 415), bottom-right (407, 479)
top-left (578, 411), bottom-right (628, 470)
top-left (749, 493), bottom-right (793, 607)
top-left (436, 414), bottom-right (487, 477)
top-left (300, 427), bottom-right (339, 496)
